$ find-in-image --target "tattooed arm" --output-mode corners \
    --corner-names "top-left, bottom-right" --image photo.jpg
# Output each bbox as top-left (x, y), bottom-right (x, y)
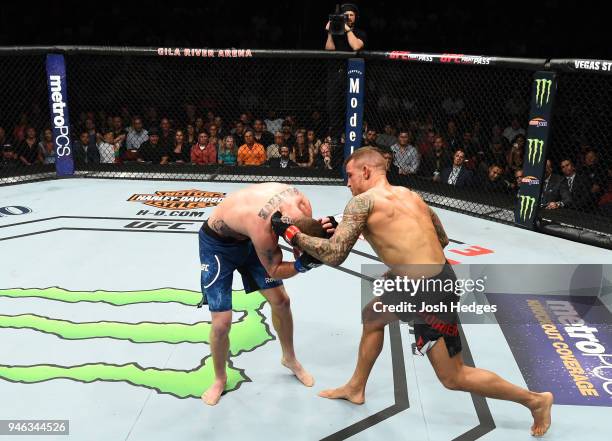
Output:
top-left (294, 193), bottom-right (374, 267)
top-left (428, 207), bottom-right (449, 249)
top-left (251, 232), bottom-right (299, 280)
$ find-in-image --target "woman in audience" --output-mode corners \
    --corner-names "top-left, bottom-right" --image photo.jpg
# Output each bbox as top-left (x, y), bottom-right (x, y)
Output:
top-left (307, 129), bottom-right (322, 158)
top-left (185, 124), bottom-right (197, 146)
top-left (218, 135), bottom-right (237, 166)
top-left (292, 132), bottom-right (314, 168)
top-left (163, 129), bottom-right (191, 164)
top-left (38, 128), bottom-right (56, 164)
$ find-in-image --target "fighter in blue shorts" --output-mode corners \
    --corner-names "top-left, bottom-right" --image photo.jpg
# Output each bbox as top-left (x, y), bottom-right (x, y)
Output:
top-left (199, 182), bottom-right (327, 405)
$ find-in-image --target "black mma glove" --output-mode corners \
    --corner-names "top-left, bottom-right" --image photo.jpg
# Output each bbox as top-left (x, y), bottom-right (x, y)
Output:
top-left (323, 215), bottom-right (339, 238)
top-left (271, 211), bottom-right (301, 245)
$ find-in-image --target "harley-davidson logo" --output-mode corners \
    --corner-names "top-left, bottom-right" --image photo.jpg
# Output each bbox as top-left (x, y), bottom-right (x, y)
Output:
top-left (127, 190), bottom-right (226, 210)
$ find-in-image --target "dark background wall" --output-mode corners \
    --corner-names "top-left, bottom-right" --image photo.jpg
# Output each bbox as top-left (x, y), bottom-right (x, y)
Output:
top-left (0, 0), bottom-right (608, 58)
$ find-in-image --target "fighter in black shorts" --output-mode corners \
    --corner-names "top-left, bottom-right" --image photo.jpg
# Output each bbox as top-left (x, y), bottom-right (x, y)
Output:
top-left (371, 261), bottom-right (462, 357)
top-left (275, 147), bottom-right (553, 437)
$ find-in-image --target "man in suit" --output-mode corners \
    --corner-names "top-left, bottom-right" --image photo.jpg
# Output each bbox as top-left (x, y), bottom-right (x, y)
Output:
top-left (560, 158), bottom-right (592, 210)
top-left (439, 149), bottom-right (473, 188)
top-left (541, 159), bottom-right (571, 209)
top-left (266, 146), bottom-right (298, 169)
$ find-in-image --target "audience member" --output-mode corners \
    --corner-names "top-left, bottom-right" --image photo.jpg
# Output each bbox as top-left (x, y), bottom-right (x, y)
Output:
top-left (253, 119), bottom-right (274, 147)
top-left (541, 159), bottom-right (571, 209)
top-left (125, 117), bottom-right (149, 150)
top-left (266, 145), bottom-right (297, 168)
top-left (191, 131), bottom-right (217, 165)
top-left (164, 129), bottom-right (191, 164)
top-left (1, 144), bottom-right (20, 169)
top-left (292, 132), bottom-right (314, 167)
top-left (218, 135), bottom-right (237, 166)
top-left (137, 129), bottom-right (166, 164)
top-left (237, 130), bottom-right (265, 166)
top-left (376, 124), bottom-right (398, 149)
top-left (73, 130), bottom-right (100, 165)
top-left (390, 131), bottom-right (419, 175)
top-left (502, 117), bottom-right (525, 143)
top-left (560, 158), bottom-right (592, 209)
top-left (439, 149), bottom-right (473, 187)
top-left (420, 135), bottom-right (452, 179)
top-left (97, 129), bottom-right (118, 164)
top-left (38, 128), bottom-right (55, 164)
top-left (17, 127), bottom-right (40, 166)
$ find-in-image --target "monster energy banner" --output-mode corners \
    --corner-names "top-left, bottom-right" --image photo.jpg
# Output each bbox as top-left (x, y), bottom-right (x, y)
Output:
top-left (515, 71), bottom-right (556, 228)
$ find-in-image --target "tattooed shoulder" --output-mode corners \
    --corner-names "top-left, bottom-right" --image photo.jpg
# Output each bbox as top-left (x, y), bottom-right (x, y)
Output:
top-left (344, 192), bottom-right (375, 217)
top-left (257, 186), bottom-right (301, 220)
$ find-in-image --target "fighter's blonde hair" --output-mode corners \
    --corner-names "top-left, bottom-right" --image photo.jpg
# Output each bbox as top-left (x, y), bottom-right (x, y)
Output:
top-left (343, 146), bottom-right (387, 171)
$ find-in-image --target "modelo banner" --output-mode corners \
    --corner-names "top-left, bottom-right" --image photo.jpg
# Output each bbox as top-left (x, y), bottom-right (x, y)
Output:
top-left (46, 54), bottom-right (74, 176)
top-left (344, 58), bottom-right (365, 164)
top-left (489, 293), bottom-right (612, 406)
top-left (515, 71), bottom-right (556, 228)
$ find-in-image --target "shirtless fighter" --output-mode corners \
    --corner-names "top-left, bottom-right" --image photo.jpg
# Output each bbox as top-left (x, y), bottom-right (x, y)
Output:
top-left (272, 147), bottom-right (553, 436)
top-left (199, 182), bottom-right (326, 405)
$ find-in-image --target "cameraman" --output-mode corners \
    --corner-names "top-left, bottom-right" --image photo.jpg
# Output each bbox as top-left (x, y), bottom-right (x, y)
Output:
top-left (325, 3), bottom-right (366, 51)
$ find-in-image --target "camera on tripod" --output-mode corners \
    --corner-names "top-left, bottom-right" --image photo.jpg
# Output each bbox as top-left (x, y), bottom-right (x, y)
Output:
top-left (328, 4), bottom-right (348, 35)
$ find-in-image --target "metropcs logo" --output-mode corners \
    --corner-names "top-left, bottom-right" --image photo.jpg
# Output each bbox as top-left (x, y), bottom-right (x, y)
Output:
top-left (535, 79), bottom-right (552, 108)
top-left (49, 75), bottom-right (71, 157)
top-left (128, 190), bottom-right (226, 210)
top-left (527, 138), bottom-right (544, 166)
top-left (519, 195), bottom-right (536, 222)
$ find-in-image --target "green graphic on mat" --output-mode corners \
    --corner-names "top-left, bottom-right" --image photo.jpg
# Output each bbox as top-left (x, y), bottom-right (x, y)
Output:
top-left (0, 288), bottom-right (273, 399)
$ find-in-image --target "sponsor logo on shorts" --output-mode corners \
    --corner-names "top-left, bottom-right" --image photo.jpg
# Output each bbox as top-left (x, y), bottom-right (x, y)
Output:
top-left (264, 277), bottom-right (278, 284)
top-left (529, 117), bottom-right (548, 128)
top-left (201, 264), bottom-right (210, 271)
top-left (128, 189), bottom-right (225, 210)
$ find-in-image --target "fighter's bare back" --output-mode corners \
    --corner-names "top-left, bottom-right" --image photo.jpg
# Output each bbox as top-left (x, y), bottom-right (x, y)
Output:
top-left (206, 183), bottom-right (311, 278)
top-left (208, 183), bottom-right (306, 238)
top-left (361, 185), bottom-right (446, 267)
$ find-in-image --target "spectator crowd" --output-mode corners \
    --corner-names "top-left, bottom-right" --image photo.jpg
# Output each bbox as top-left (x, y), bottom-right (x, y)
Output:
top-left (1, 101), bottom-right (610, 218)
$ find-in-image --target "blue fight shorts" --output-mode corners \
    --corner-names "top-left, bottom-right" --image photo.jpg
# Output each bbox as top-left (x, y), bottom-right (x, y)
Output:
top-left (198, 219), bottom-right (283, 312)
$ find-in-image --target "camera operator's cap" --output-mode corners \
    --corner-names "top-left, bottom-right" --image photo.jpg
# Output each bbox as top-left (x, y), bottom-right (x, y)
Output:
top-left (340, 3), bottom-right (359, 16)
top-left (148, 128), bottom-right (160, 136)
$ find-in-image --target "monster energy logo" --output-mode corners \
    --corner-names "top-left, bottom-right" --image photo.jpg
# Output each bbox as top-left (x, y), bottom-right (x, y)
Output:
top-left (527, 138), bottom-right (544, 165)
top-left (519, 195), bottom-right (536, 221)
top-left (535, 79), bottom-right (552, 107)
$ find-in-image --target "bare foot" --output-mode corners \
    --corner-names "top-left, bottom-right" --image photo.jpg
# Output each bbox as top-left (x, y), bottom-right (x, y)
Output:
top-left (318, 384), bottom-right (365, 405)
top-left (281, 358), bottom-right (315, 387)
top-left (529, 392), bottom-right (553, 437)
top-left (201, 378), bottom-right (227, 406)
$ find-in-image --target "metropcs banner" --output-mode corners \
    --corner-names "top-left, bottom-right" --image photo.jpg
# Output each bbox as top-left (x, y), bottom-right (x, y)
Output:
top-left (46, 54), bottom-right (74, 176)
top-left (489, 293), bottom-right (612, 406)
